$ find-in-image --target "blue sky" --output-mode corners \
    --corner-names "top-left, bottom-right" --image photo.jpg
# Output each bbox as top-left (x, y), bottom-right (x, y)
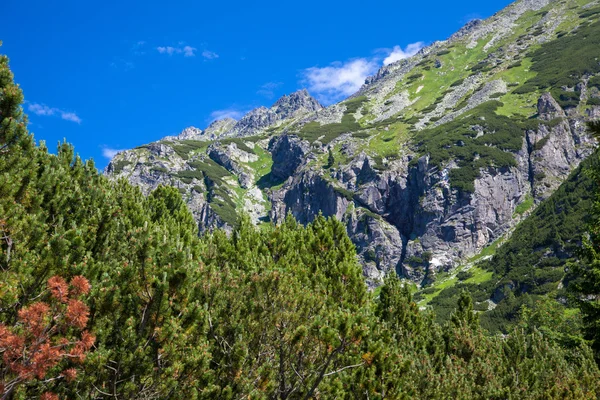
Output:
top-left (2, 0), bottom-right (512, 169)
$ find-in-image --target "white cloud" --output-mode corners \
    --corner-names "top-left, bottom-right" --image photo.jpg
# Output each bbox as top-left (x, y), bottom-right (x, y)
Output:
top-left (210, 108), bottom-right (246, 121)
top-left (201, 50), bottom-right (218, 60)
top-left (60, 112), bottom-right (82, 124)
top-left (183, 46), bottom-right (197, 57)
top-left (157, 45), bottom-right (200, 57)
top-left (27, 103), bottom-right (81, 124)
top-left (257, 81), bottom-right (283, 99)
top-left (102, 147), bottom-right (125, 159)
top-left (383, 42), bottom-right (425, 66)
top-left (157, 46), bottom-right (177, 55)
top-left (300, 42), bottom-right (425, 104)
top-left (302, 58), bottom-right (378, 104)
top-left (28, 103), bottom-right (55, 116)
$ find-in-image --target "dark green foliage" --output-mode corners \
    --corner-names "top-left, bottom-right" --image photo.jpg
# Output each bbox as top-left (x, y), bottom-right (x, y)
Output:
top-left (571, 121), bottom-right (600, 361)
top-left (579, 6), bottom-right (600, 18)
top-left (413, 101), bottom-right (525, 192)
top-left (588, 97), bottom-right (600, 106)
top-left (436, 50), bottom-right (451, 56)
top-left (434, 156), bottom-right (596, 333)
top-left (110, 159), bottom-right (131, 174)
top-left (458, 270), bottom-right (474, 281)
top-left (589, 76), bottom-right (600, 91)
top-left (187, 158), bottom-right (231, 183)
top-left (1, 37), bottom-right (600, 399)
top-left (534, 135), bottom-right (550, 151)
top-left (219, 137), bottom-right (256, 154)
top-left (451, 78), bottom-right (465, 87)
top-left (406, 73), bottom-right (424, 82)
top-left (298, 96), bottom-right (367, 144)
top-left (454, 97), bottom-right (470, 111)
top-left (470, 62), bottom-right (493, 73)
top-left (333, 186), bottom-right (354, 201)
top-left (326, 147), bottom-right (335, 169)
top-left (170, 139), bottom-right (207, 160)
top-left (405, 116), bottom-right (421, 125)
top-left (352, 131), bottom-right (371, 139)
top-left (150, 165), bottom-right (168, 173)
top-left (551, 88), bottom-right (581, 109)
top-left (176, 158), bottom-right (238, 225)
top-left (514, 20), bottom-right (600, 94)
top-left (507, 61), bottom-right (522, 69)
top-left (532, 27), bottom-right (545, 36)
top-left (421, 104), bottom-right (437, 113)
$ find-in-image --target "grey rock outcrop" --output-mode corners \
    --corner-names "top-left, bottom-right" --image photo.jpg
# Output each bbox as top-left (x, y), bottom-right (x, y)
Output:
top-left (537, 92), bottom-right (566, 121)
top-left (269, 135), bottom-right (311, 182)
top-left (227, 90), bottom-right (323, 137)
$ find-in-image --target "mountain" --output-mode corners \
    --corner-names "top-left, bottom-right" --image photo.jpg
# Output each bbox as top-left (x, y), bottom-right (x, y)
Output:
top-left (423, 153), bottom-right (596, 331)
top-left (106, 0), bottom-right (600, 288)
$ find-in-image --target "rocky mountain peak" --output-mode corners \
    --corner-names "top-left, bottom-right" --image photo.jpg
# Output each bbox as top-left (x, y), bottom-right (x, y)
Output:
top-left (204, 118), bottom-right (237, 137)
top-left (272, 89), bottom-right (322, 116)
top-left (226, 90), bottom-right (322, 137)
top-left (449, 19), bottom-right (483, 41)
top-left (177, 126), bottom-right (204, 140)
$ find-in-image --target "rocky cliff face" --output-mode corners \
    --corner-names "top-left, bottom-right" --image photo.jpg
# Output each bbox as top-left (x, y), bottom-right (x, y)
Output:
top-left (106, 0), bottom-right (600, 287)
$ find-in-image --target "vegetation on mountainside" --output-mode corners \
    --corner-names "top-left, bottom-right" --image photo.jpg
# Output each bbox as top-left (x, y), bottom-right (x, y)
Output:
top-left (425, 150), bottom-right (596, 333)
top-left (2, 47), bottom-right (600, 398)
top-left (412, 101), bottom-right (534, 192)
top-left (571, 120), bottom-right (600, 362)
top-left (514, 19), bottom-right (600, 102)
top-left (298, 96), bottom-right (368, 144)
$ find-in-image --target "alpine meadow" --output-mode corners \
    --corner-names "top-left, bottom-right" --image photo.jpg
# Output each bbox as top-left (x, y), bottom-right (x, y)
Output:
top-left (3, 0), bottom-right (600, 398)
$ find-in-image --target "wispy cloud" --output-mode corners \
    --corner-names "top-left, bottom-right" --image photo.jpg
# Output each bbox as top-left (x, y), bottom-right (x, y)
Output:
top-left (157, 45), bottom-right (197, 57)
top-left (60, 112), bottom-right (82, 123)
top-left (383, 42), bottom-right (425, 66)
top-left (210, 107), bottom-right (247, 122)
top-left (101, 147), bottom-right (125, 160)
top-left (302, 59), bottom-right (379, 104)
top-left (28, 103), bottom-right (55, 116)
top-left (300, 42), bottom-right (425, 104)
top-left (201, 50), bottom-right (219, 60)
top-left (257, 82), bottom-right (283, 99)
top-left (28, 103), bottom-right (82, 124)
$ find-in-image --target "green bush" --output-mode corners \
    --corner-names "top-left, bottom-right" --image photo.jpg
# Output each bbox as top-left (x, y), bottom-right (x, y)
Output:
top-left (514, 20), bottom-right (600, 95)
top-left (413, 101), bottom-right (525, 192)
top-left (110, 159), bottom-right (131, 174)
top-left (298, 96), bottom-right (367, 145)
top-left (458, 271), bottom-right (474, 281)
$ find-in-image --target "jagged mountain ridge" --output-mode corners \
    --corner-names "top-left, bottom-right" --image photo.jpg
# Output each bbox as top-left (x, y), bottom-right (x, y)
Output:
top-left (106, 0), bottom-right (600, 287)
top-left (163, 89), bottom-right (323, 142)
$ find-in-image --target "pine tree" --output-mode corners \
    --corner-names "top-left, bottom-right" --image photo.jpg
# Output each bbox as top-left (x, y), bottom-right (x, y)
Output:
top-left (326, 147), bottom-right (334, 169)
top-left (0, 276), bottom-right (94, 398)
top-left (572, 121), bottom-right (600, 361)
